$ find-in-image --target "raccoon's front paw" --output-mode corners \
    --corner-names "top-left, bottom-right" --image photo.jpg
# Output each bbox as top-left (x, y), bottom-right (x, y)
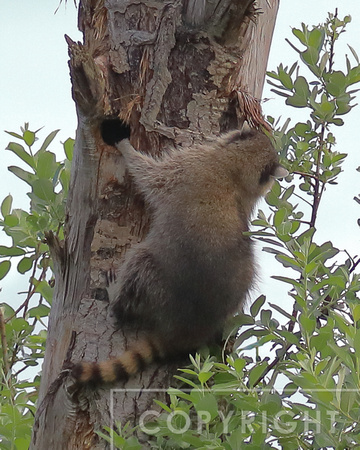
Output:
top-left (105, 268), bottom-right (117, 286)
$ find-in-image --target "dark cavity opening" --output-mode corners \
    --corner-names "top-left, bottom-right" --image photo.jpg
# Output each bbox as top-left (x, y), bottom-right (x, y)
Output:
top-left (101, 118), bottom-right (131, 146)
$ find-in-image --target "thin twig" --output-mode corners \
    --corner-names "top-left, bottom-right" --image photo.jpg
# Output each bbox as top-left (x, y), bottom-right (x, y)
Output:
top-left (293, 170), bottom-right (321, 182)
top-left (6, 254), bottom-right (47, 323)
top-left (309, 10), bottom-right (339, 228)
top-left (14, 364), bottom-right (29, 378)
top-left (10, 343), bottom-right (19, 371)
top-left (291, 191), bottom-right (313, 208)
top-left (0, 307), bottom-right (10, 377)
top-left (23, 254), bottom-right (41, 318)
top-left (310, 125), bottom-right (326, 228)
top-left (344, 249), bottom-right (360, 274)
top-left (252, 343), bottom-right (293, 388)
top-left (350, 257), bottom-right (360, 274)
top-left (328, 9), bottom-right (338, 73)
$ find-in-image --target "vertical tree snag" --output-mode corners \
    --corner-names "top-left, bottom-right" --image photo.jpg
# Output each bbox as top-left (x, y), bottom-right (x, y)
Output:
top-left (31, 0), bottom-right (279, 448)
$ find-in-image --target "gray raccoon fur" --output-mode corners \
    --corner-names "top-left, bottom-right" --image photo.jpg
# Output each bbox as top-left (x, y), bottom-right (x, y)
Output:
top-left (72, 125), bottom-right (287, 384)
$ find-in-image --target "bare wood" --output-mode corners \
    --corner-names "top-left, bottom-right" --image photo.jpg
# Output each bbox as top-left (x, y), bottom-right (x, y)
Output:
top-left (31, 0), bottom-right (279, 448)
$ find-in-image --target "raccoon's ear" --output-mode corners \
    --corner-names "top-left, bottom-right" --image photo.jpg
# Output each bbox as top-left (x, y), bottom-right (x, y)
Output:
top-left (240, 121), bottom-right (252, 134)
top-left (240, 121), bottom-right (255, 137)
top-left (272, 164), bottom-right (288, 179)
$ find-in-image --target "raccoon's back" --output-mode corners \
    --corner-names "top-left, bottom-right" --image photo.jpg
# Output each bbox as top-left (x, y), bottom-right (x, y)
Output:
top-left (151, 232), bottom-right (254, 330)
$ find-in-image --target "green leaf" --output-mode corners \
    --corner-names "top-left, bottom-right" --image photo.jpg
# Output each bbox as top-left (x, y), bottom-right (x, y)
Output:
top-left (0, 246), bottom-right (26, 256)
top-left (353, 329), bottom-right (360, 355)
top-left (198, 371), bottom-right (213, 384)
top-left (268, 303), bottom-right (294, 320)
top-left (4, 213), bottom-right (19, 227)
top-left (33, 280), bottom-right (53, 303)
top-left (32, 179), bottom-right (56, 202)
top-left (348, 64), bottom-right (360, 85)
top-left (1, 195), bottom-right (13, 218)
top-left (352, 304), bottom-right (360, 322)
top-left (316, 389), bottom-right (334, 403)
top-left (326, 71), bottom-right (347, 96)
top-left (301, 46), bottom-right (320, 67)
top-left (8, 166), bottom-right (36, 185)
top-left (63, 138), bottom-right (74, 161)
top-left (5, 130), bottom-right (23, 140)
top-left (281, 185), bottom-right (295, 201)
top-left (17, 257), bottom-right (34, 274)
top-left (270, 88), bottom-right (290, 98)
top-left (310, 241), bottom-right (339, 263)
top-left (286, 76), bottom-right (312, 108)
top-left (277, 330), bottom-right (300, 345)
top-left (36, 151), bottom-right (57, 179)
top-left (294, 76), bottom-right (310, 98)
top-left (11, 317), bottom-right (31, 332)
top-left (194, 394), bottom-right (218, 420)
top-left (0, 260), bottom-right (11, 280)
top-left (286, 95), bottom-right (307, 108)
top-left (330, 117), bottom-right (344, 126)
top-left (328, 342), bottom-right (355, 371)
top-left (173, 375), bottom-right (197, 389)
top-left (227, 314), bottom-right (255, 329)
top-left (59, 166), bottom-right (71, 193)
top-left (267, 189), bottom-right (281, 206)
top-left (348, 44), bottom-right (359, 64)
top-left (292, 27), bottom-right (307, 46)
top-left (250, 295), bottom-right (266, 318)
top-left (234, 329), bottom-right (268, 347)
top-left (272, 276), bottom-right (304, 291)
top-left (278, 69), bottom-right (293, 90)
top-left (261, 392), bottom-right (282, 414)
top-left (233, 358), bottom-right (246, 373)
top-left (28, 305), bottom-right (51, 318)
top-left (319, 99), bottom-right (336, 116)
top-left (274, 208), bottom-right (287, 227)
top-left (14, 438), bottom-right (32, 450)
top-left (296, 227), bottom-right (315, 246)
top-left (308, 27), bottom-right (325, 51)
top-left (296, 141), bottom-right (310, 153)
top-left (23, 130), bottom-right (36, 147)
top-left (6, 142), bottom-right (36, 169)
top-left (153, 399), bottom-right (172, 413)
top-left (260, 309), bottom-right (272, 326)
top-left (336, 99), bottom-right (351, 115)
top-left (299, 314), bottom-right (316, 335)
top-left (319, 52), bottom-right (329, 74)
top-left (248, 361), bottom-right (268, 387)
top-left (290, 220), bottom-right (300, 233)
top-left (38, 129), bottom-right (60, 152)
top-left (243, 333), bottom-right (277, 350)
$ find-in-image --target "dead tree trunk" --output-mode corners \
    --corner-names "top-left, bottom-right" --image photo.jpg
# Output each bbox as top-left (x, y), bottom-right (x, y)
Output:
top-left (31, 0), bottom-right (279, 448)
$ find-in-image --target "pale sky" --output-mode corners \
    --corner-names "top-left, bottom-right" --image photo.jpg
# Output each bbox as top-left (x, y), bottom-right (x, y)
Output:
top-left (0, 1), bottom-right (359, 310)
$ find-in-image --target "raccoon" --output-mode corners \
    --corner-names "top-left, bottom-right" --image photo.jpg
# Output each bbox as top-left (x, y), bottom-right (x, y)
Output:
top-left (72, 124), bottom-right (287, 384)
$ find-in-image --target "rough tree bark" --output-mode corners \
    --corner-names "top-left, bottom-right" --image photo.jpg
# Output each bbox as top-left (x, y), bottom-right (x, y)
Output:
top-left (31, 0), bottom-right (279, 448)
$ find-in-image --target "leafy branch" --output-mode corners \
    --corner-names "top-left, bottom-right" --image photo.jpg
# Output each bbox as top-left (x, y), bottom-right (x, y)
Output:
top-left (0, 125), bottom-right (73, 448)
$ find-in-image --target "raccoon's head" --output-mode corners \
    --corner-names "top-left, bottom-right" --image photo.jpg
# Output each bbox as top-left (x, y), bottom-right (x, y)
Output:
top-left (223, 124), bottom-right (288, 198)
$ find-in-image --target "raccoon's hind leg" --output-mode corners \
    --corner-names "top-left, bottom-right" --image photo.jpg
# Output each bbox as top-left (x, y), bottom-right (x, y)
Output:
top-left (110, 244), bottom-right (167, 329)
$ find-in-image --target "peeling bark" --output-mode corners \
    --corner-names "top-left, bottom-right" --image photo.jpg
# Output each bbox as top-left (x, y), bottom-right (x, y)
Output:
top-left (31, 0), bottom-right (279, 448)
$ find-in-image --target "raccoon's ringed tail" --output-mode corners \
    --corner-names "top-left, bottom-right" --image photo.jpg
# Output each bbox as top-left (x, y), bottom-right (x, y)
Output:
top-left (72, 337), bottom-right (162, 385)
